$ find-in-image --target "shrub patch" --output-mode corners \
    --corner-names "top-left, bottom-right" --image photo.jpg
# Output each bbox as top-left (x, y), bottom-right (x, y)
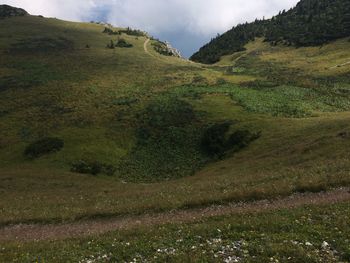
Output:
top-left (118, 96), bottom-right (202, 182)
top-left (201, 122), bottom-right (261, 158)
top-left (71, 160), bottom-right (116, 176)
top-left (115, 38), bottom-right (133, 48)
top-left (24, 137), bottom-right (64, 158)
top-left (118, 95), bottom-right (260, 182)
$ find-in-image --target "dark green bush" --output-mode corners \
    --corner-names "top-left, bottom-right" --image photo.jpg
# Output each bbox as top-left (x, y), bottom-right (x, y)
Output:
top-left (115, 38), bottom-right (133, 48)
top-left (227, 130), bottom-right (261, 150)
top-left (113, 97), bottom-right (138, 106)
top-left (201, 122), bottom-right (231, 157)
top-left (24, 137), bottom-right (64, 158)
top-left (71, 160), bottom-right (116, 176)
top-left (106, 40), bottom-right (115, 49)
top-left (201, 122), bottom-right (260, 157)
top-left (103, 27), bottom-right (113, 34)
top-left (141, 96), bottom-right (196, 132)
top-left (102, 27), bottom-right (121, 35)
top-left (119, 96), bottom-right (201, 182)
top-left (120, 27), bottom-right (146, 37)
top-left (295, 182), bottom-right (327, 193)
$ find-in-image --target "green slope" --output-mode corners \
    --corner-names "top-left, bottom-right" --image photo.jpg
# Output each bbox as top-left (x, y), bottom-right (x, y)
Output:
top-left (0, 14), bottom-right (204, 174)
top-left (0, 7), bottom-right (350, 228)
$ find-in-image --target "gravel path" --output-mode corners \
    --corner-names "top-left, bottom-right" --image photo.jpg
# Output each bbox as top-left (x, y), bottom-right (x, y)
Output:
top-left (329, 60), bottom-right (350, 69)
top-left (1, 188), bottom-right (349, 242)
top-left (143, 38), bottom-right (154, 58)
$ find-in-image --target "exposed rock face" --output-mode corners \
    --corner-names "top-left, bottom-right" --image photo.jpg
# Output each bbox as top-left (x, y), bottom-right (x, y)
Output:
top-left (0, 5), bottom-right (28, 19)
top-left (152, 40), bottom-right (182, 58)
top-left (164, 41), bottom-right (182, 58)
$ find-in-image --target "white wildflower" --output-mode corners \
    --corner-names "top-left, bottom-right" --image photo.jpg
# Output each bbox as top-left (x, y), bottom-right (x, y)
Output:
top-left (321, 241), bottom-right (330, 249)
top-left (305, 242), bottom-right (312, 246)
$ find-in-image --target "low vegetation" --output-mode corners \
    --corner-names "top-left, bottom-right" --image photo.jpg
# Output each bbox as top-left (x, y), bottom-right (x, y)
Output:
top-left (2, 202), bottom-right (350, 262)
top-left (107, 38), bottom-right (133, 48)
top-left (115, 38), bottom-right (133, 48)
top-left (120, 27), bottom-right (147, 37)
top-left (24, 137), bottom-right (64, 158)
top-left (103, 26), bottom-right (147, 37)
top-left (102, 27), bottom-right (121, 35)
top-left (173, 83), bottom-right (350, 117)
top-left (118, 95), bottom-right (202, 182)
top-left (112, 96), bottom-right (138, 106)
top-left (201, 121), bottom-right (260, 158)
top-left (118, 94), bottom-right (260, 182)
top-left (71, 160), bottom-right (116, 176)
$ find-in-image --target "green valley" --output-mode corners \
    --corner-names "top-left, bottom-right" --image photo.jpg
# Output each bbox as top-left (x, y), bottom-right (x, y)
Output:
top-left (0, 1), bottom-right (349, 262)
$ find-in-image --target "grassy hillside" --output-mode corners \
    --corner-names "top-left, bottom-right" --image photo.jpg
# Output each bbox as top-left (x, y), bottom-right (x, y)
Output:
top-left (0, 7), bottom-right (350, 262)
top-left (0, 15), bottom-right (203, 171)
top-left (0, 12), bottom-right (350, 225)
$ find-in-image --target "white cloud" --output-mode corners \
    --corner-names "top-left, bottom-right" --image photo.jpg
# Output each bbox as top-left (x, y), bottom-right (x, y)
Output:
top-left (3, 0), bottom-right (300, 33)
top-left (2, 0), bottom-right (300, 55)
top-left (2, 0), bottom-right (96, 21)
top-left (104, 0), bottom-right (299, 35)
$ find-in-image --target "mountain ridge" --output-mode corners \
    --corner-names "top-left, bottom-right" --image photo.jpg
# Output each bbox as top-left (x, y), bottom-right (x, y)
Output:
top-left (191, 0), bottom-right (350, 64)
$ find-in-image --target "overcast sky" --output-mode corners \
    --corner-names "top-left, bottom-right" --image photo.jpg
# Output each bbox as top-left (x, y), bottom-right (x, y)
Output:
top-left (3, 0), bottom-right (300, 57)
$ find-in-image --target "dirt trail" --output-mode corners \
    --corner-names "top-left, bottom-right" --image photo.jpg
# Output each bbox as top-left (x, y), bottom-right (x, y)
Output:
top-left (329, 60), bottom-right (350, 69)
top-left (143, 38), bottom-right (155, 58)
top-left (1, 188), bottom-right (349, 242)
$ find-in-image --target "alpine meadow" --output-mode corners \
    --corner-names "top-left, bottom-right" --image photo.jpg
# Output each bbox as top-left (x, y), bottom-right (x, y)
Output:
top-left (0, 0), bottom-right (350, 262)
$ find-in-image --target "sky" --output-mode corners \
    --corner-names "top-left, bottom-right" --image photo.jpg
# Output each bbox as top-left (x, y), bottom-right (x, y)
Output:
top-left (3, 0), bottom-right (300, 57)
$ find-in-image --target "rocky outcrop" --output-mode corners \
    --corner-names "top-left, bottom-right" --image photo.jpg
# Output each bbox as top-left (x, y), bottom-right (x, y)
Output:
top-left (0, 5), bottom-right (28, 19)
top-left (152, 40), bottom-right (182, 58)
top-left (164, 41), bottom-right (182, 58)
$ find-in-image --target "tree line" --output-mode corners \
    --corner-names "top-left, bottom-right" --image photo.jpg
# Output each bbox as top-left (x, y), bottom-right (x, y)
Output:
top-left (191, 0), bottom-right (350, 64)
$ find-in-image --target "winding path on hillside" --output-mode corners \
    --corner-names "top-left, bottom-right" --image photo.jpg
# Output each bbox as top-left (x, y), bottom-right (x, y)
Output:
top-left (329, 60), bottom-right (350, 69)
top-left (1, 188), bottom-right (349, 242)
top-left (143, 38), bottom-right (155, 58)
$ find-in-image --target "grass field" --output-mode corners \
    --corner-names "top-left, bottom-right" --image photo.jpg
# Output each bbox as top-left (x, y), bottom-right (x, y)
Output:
top-left (2, 201), bottom-right (350, 262)
top-left (0, 13), bottom-right (350, 262)
top-left (0, 15), bottom-right (350, 223)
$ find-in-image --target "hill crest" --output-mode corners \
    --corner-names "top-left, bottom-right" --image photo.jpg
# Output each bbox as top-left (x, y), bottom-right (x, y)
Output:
top-left (0, 5), bottom-right (28, 19)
